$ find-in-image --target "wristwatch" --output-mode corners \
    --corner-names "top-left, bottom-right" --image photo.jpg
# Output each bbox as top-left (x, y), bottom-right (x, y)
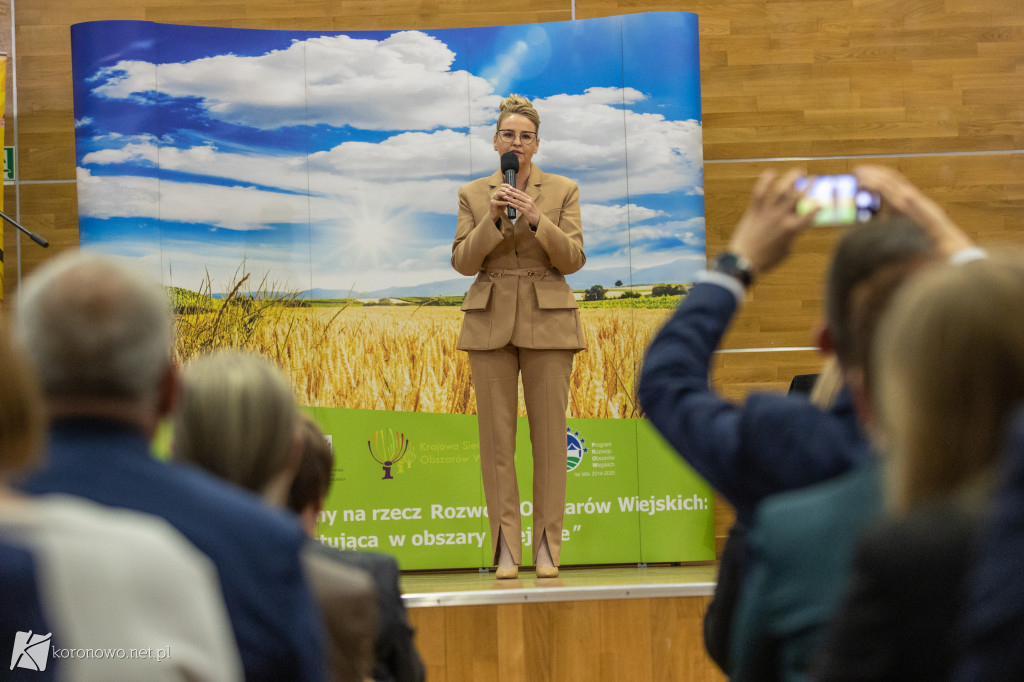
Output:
top-left (712, 251), bottom-right (754, 288)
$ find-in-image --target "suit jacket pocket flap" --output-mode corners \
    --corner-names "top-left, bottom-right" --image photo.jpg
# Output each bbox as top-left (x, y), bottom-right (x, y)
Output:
top-left (461, 281), bottom-right (493, 311)
top-left (534, 281), bottom-right (579, 309)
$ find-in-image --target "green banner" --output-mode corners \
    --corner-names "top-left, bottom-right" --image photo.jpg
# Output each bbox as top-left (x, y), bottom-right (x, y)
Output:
top-left (308, 407), bottom-right (715, 570)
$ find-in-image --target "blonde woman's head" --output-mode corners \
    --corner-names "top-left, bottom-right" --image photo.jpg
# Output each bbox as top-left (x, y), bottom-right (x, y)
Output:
top-left (496, 94), bottom-right (540, 134)
top-left (873, 254), bottom-right (1024, 513)
top-left (172, 350), bottom-right (299, 497)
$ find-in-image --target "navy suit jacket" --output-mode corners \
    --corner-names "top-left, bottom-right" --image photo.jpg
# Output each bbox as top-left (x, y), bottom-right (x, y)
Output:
top-left (20, 418), bottom-right (326, 682)
top-left (637, 281), bottom-right (872, 525)
top-left (0, 540), bottom-right (57, 681)
top-left (814, 501), bottom-right (978, 682)
top-left (954, 407), bottom-right (1024, 682)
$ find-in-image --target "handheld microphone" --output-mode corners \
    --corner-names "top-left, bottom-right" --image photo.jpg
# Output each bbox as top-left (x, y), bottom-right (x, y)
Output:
top-left (500, 152), bottom-right (518, 221)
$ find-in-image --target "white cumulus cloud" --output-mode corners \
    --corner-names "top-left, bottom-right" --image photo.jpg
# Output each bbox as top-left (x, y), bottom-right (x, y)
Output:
top-left (531, 89), bottom-right (703, 200)
top-left (89, 31), bottom-right (499, 131)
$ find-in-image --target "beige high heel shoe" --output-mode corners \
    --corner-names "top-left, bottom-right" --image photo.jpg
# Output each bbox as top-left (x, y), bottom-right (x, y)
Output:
top-left (495, 565), bottom-right (519, 580)
top-left (535, 565), bottom-right (559, 579)
top-left (534, 534), bottom-right (558, 578)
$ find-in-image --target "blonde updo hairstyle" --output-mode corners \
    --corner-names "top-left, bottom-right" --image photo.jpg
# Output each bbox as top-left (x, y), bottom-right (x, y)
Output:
top-left (496, 94), bottom-right (540, 135)
top-left (873, 254), bottom-right (1024, 514)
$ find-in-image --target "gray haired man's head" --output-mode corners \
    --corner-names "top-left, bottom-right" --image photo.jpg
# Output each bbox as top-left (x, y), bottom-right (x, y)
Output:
top-left (15, 251), bottom-right (174, 410)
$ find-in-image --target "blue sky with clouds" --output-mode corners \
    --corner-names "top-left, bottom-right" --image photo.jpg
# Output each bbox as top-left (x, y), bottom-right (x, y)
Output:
top-left (72, 13), bottom-right (704, 295)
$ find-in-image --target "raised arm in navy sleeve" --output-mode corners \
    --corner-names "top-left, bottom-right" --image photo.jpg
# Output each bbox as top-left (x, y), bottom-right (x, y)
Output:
top-left (637, 281), bottom-right (870, 524)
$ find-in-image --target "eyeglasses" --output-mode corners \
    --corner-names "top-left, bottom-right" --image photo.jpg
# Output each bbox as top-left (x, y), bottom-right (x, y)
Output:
top-left (497, 129), bottom-right (538, 144)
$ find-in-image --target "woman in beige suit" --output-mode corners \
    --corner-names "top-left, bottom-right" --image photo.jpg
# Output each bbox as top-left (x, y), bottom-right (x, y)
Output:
top-left (452, 94), bottom-right (586, 579)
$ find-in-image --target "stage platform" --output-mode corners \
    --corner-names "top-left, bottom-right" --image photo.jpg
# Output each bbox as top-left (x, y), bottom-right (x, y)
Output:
top-left (401, 564), bottom-right (726, 682)
top-left (401, 563), bottom-right (717, 607)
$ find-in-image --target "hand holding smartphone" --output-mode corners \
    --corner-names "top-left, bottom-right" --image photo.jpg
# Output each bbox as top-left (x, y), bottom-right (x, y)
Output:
top-left (795, 174), bottom-right (881, 225)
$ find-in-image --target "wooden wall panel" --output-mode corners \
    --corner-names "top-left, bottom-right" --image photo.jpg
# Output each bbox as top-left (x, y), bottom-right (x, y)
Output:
top-left (9, 181), bottom-right (78, 249)
top-left (579, 0), bottom-right (1024, 159)
top-left (12, 24), bottom-right (77, 182)
top-left (707, 153), bottom-right (1024, 350)
top-left (711, 348), bottom-right (824, 401)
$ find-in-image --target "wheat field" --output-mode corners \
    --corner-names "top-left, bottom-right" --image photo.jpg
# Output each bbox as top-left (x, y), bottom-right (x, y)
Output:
top-left (174, 303), bottom-right (675, 420)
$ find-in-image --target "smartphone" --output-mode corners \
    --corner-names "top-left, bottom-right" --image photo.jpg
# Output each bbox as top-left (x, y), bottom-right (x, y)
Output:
top-left (795, 174), bottom-right (881, 225)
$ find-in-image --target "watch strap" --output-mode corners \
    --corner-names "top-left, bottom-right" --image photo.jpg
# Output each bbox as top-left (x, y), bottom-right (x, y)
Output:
top-left (713, 252), bottom-right (754, 288)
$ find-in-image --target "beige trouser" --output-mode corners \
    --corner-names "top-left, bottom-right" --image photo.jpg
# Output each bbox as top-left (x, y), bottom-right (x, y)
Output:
top-left (468, 345), bottom-right (574, 567)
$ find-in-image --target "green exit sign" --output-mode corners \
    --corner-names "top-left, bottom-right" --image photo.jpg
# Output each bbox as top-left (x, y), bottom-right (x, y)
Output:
top-left (3, 146), bottom-right (14, 181)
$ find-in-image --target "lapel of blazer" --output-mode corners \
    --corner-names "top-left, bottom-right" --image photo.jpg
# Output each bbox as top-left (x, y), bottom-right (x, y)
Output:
top-left (526, 165), bottom-right (543, 207)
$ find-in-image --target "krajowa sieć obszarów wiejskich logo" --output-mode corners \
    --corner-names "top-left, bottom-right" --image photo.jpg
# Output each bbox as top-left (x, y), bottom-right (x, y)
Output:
top-left (367, 428), bottom-right (410, 480)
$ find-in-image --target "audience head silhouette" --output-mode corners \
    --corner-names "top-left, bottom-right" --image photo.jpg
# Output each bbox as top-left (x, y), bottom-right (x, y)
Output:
top-left (13, 251), bottom-right (327, 681)
top-left (872, 254), bottom-right (1024, 513)
top-left (14, 251), bottom-right (177, 432)
top-left (287, 413), bottom-right (336, 537)
top-left (822, 217), bottom-right (937, 369)
top-left (173, 349), bottom-right (299, 501)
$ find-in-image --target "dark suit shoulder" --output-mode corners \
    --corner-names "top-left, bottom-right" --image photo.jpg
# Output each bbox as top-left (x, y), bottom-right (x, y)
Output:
top-left (814, 503), bottom-right (980, 682)
top-left (310, 544), bottom-right (424, 682)
top-left (26, 422), bottom-right (323, 681)
top-left (752, 461), bottom-right (882, 553)
top-left (310, 544), bottom-right (399, 577)
top-left (313, 546), bottom-right (404, 607)
top-left (855, 503), bottom-right (979, 578)
top-left (130, 458), bottom-right (309, 548)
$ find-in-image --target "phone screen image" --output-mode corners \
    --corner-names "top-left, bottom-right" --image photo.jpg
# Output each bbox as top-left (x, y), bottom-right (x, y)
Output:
top-left (795, 174), bottom-right (880, 225)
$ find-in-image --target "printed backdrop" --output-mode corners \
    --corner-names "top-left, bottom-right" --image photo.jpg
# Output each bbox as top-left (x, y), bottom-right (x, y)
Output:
top-left (72, 13), bottom-right (714, 569)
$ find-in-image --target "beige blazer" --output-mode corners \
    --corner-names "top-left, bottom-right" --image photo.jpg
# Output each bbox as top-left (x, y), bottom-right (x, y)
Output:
top-left (452, 165), bottom-right (587, 351)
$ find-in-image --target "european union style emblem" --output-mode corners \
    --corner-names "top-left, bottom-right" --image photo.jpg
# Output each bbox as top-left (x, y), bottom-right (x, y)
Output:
top-left (567, 427), bottom-right (588, 472)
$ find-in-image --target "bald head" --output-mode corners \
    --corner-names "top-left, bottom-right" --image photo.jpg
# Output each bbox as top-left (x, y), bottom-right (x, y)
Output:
top-left (15, 251), bottom-right (174, 413)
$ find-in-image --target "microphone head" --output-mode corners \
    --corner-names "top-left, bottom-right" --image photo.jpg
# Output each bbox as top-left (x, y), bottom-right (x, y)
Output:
top-left (500, 151), bottom-right (519, 173)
